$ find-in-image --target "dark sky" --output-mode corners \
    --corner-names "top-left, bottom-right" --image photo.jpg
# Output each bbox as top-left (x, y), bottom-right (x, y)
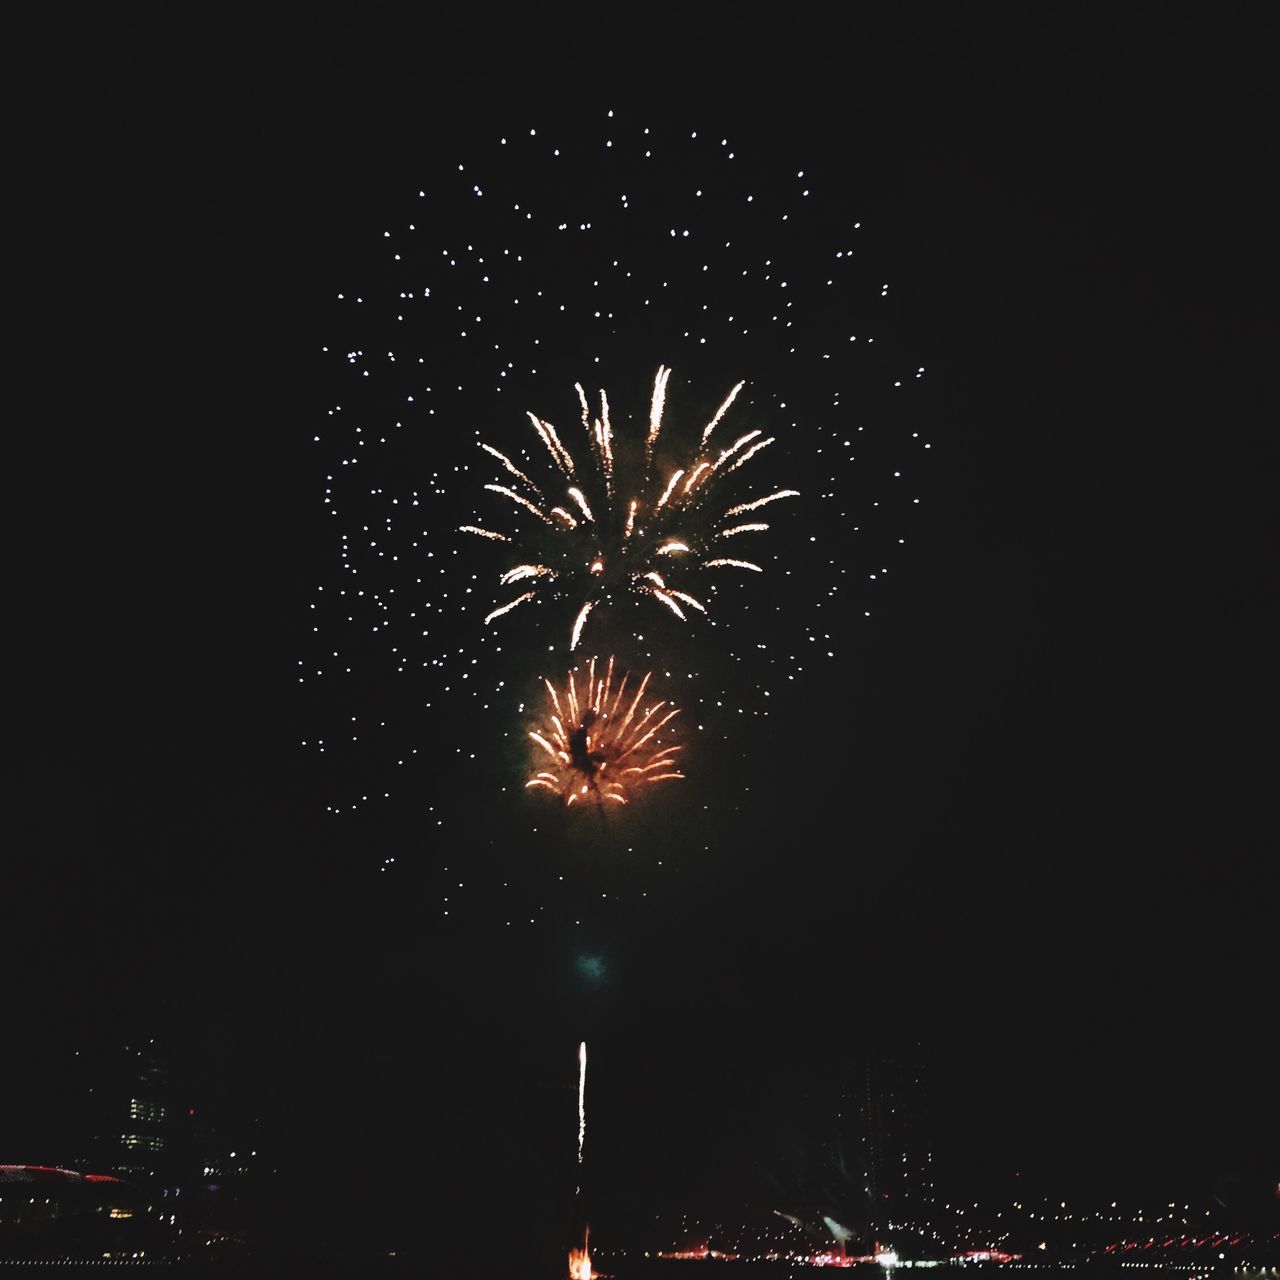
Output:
top-left (12, 2), bottom-right (1277, 1265)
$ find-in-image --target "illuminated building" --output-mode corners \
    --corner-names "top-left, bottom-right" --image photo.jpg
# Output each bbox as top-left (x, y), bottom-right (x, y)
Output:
top-left (848, 1051), bottom-right (943, 1256)
top-left (58, 1042), bottom-right (266, 1256)
top-left (78, 1042), bottom-right (176, 1182)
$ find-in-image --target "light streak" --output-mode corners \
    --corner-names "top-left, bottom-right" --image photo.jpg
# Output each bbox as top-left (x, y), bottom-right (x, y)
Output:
top-left (668, 589), bottom-right (707, 613)
top-left (480, 443), bottom-right (543, 497)
top-left (567, 486), bottom-right (595, 522)
top-left (721, 434), bottom-right (775, 476)
top-left (699, 379), bottom-right (746, 447)
top-left (705, 557), bottom-right (763, 571)
top-left (682, 460), bottom-right (711, 494)
top-left (650, 588), bottom-right (686, 620)
top-left (459, 525), bottom-right (510, 542)
top-left (484, 483), bottom-right (551, 524)
top-left (622, 755), bottom-right (680, 775)
top-left (566, 669), bottom-right (581, 724)
top-left (527, 413), bottom-right (572, 477)
top-left (655, 469), bottom-right (685, 510)
top-left (526, 413), bottom-right (577, 479)
top-left (577, 1041), bottom-right (587, 1166)
top-left (606, 668), bottom-right (630, 722)
top-left (541, 418), bottom-right (576, 476)
top-left (544, 676), bottom-right (563, 718)
top-left (574, 383), bottom-right (592, 434)
top-left (573, 1049), bottom-right (591, 1280)
top-left (501, 564), bottom-right (554, 584)
top-left (715, 522), bottom-right (769, 539)
top-left (646, 364), bottom-right (672, 463)
top-left (613, 671), bottom-right (650, 744)
top-left (484, 591), bottom-right (536, 623)
top-left (618, 705), bottom-right (680, 761)
top-left (655, 540), bottom-right (689, 556)
top-left (598, 388), bottom-right (614, 496)
top-left (569, 601), bottom-right (594, 650)
top-left (724, 489), bottom-right (801, 517)
top-left (713, 429), bottom-right (763, 473)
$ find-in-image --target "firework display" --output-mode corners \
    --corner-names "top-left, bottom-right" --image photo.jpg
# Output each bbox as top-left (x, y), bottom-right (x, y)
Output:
top-left (306, 112), bottom-right (930, 849)
top-left (298, 104), bottom-right (930, 1280)
top-left (526, 657), bottom-right (683, 807)
top-left (468, 367), bottom-right (798, 648)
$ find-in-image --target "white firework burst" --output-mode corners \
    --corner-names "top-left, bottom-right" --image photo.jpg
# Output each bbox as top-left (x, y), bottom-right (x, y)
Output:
top-left (466, 366), bottom-right (799, 648)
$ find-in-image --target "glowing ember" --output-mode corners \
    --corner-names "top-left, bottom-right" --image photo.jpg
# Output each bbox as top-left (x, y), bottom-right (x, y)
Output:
top-left (525, 657), bottom-right (684, 806)
top-left (468, 366), bottom-right (797, 648)
top-left (568, 1227), bottom-right (592, 1280)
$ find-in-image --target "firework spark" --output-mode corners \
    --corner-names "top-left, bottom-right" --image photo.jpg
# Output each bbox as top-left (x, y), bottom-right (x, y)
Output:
top-left (705, 557), bottom-right (763, 572)
top-left (525, 657), bottom-right (684, 806)
top-left (468, 367), bottom-right (798, 649)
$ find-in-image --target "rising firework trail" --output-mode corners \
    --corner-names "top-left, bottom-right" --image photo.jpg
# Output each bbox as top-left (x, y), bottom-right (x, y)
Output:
top-left (577, 1040), bottom-right (587, 1171)
top-left (526, 657), bottom-right (684, 807)
top-left (466, 366), bottom-right (799, 649)
top-left (570, 1043), bottom-right (592, 1280)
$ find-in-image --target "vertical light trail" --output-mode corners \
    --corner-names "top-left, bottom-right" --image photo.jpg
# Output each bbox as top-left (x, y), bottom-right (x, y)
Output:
top-left (645, 364), bottom-right (672, 471)
top-left (577, 1040), bottom-right (587, 1169)
top-left (599, 388), bottom-right (615, 498)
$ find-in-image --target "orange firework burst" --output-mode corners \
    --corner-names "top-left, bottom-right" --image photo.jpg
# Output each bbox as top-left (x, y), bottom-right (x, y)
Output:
top-left (526, 656), bottom-right (684, 807)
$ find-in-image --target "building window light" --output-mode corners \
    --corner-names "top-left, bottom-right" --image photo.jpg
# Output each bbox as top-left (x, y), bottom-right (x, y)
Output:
top-left (121, 1133), bottom-right (164, 1151)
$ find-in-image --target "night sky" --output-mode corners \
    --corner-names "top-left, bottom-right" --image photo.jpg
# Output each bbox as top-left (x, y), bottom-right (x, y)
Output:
top-left (12, 3), bottom-right (1277, 1268)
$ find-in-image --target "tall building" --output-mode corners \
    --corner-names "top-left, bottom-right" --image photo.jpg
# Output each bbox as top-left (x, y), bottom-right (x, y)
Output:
top-left (56, 1041), bottom-right (266, 1257)
top-left (78, 1042), bottom-right (177, 1184)
top-left (846, 1050), bottom-right (943, 1256)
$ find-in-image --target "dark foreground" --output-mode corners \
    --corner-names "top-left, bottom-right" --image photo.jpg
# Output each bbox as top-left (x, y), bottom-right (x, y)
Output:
top-left (4, 1259), bottom-right (1272, 1280)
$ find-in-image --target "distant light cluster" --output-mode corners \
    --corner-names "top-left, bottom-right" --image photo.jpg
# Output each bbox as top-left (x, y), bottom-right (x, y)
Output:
top-left (302, 112), bottom-right (932, 903)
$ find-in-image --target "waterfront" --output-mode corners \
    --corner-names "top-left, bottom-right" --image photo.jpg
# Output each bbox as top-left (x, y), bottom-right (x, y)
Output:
top-left (2, 1261), bottom-right (1274, 1279)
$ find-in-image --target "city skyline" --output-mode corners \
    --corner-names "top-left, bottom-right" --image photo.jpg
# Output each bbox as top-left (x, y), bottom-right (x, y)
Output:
top-left (4, 1034), bottom-right (1273, 1264)
top-left (9, 3), bottom-right (1276, 1272)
